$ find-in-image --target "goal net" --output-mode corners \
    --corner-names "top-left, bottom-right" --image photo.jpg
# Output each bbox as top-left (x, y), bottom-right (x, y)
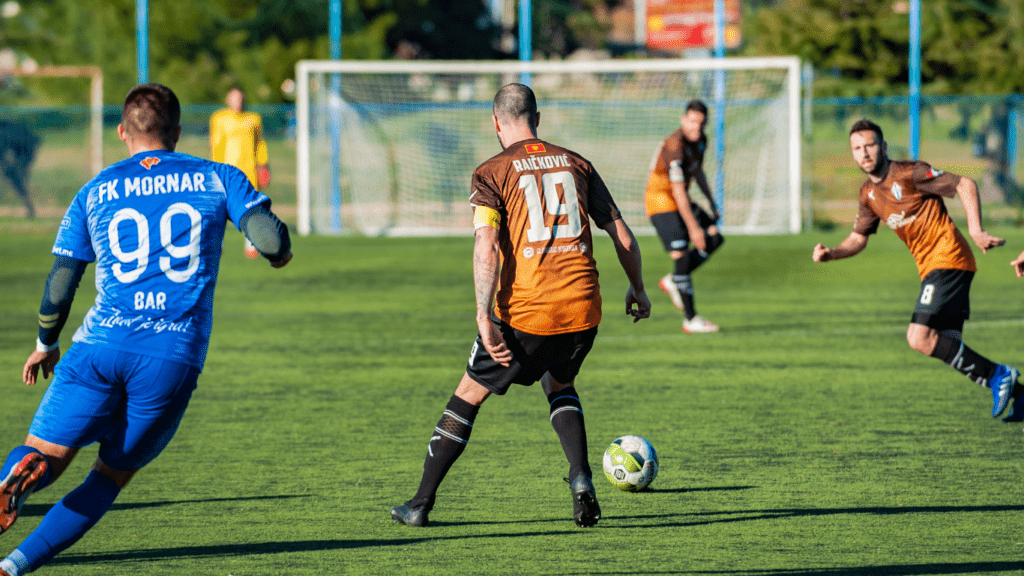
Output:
top-left (296, 58), bottom-right (801, 236)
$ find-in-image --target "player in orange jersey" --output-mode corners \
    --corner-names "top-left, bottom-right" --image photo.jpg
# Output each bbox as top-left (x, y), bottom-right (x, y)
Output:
top-left (645, 100), bottom-right (724, 333)
top-left (813, 118), bottom-right (1020, 421)
top-left (210, 87), bottom-right (270, 258)
top-left (391, 83), bottom-right (651, 529)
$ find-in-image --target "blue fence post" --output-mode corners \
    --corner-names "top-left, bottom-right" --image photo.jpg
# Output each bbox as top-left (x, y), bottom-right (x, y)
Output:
top-left (713, 0), bottom-right (726, 218)
top-left (329, 0), bottom-right (342, 233)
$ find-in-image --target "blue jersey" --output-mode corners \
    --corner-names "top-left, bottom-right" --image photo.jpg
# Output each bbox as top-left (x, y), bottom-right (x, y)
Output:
top-left (53, 149), bottom-right (269, 369)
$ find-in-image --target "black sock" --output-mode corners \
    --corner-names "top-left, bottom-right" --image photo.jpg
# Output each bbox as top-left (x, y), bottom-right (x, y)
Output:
top-left (672, 257), bottom-right (696, 320)
top-left (409, 395), bottom-right (479, 510)
top-left (548, 387), bottom-right (592, 479)
top-left (930, 335), bottom-right (998, 387)
top-left (689, 233), bottom-right (723, 273)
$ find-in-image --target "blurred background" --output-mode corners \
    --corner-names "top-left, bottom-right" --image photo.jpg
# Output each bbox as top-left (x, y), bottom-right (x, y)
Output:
top-left (1, 0), bottom-right (1022, 230)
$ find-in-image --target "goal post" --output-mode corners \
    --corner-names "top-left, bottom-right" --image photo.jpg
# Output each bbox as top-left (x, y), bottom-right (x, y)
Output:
top-left (296, 57), bottom-right (801, 236)
top-left (0, 65), bottom-right (104, 175)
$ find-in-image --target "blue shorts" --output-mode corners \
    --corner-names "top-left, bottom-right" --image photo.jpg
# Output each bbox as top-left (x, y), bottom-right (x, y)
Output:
top-left (28, 343), bottom-right (199, 471)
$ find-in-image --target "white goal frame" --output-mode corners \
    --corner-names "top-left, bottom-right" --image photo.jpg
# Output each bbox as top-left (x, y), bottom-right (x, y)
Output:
top-left (0, 65), bottom-right (104, 176)
top-left (295, 57), bottom-right (802, 236)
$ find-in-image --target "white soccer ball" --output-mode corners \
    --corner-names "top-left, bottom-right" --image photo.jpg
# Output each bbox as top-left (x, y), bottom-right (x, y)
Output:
top-left (602, 435), bottom-right (659, 491)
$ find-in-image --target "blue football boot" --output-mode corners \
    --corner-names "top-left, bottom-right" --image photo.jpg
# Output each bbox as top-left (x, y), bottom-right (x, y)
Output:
top-left (989, 365), bottom-right (1019, 418)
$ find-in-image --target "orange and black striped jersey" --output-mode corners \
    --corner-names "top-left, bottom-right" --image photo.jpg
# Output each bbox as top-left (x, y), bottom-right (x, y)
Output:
top-left (209, 108), bottom-right (268, 189)
top-left (470, 138), bottom-right (621, 336)
top-left (644, 128), bottom-right (706, 216)
top-left (853, 160), bottom-right (975, 279)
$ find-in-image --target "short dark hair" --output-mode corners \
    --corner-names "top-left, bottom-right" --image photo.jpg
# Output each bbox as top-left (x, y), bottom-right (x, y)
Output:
top-left (849, 118), bottom-right (883, 141)
top-left (685, 99), bottom-right (708, 116)
top-left (122, 83), bottom-right (180, 148)
top-left (493, 83), bottom-right (538, 125)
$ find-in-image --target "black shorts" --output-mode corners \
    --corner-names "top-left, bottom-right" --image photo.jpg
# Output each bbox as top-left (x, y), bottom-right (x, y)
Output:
top-left (910, 269), bottom-right (973, 331)
top-left (650, 204), bottom-right (716, 252)
top-left (465, 316), bottom-right (598, 395)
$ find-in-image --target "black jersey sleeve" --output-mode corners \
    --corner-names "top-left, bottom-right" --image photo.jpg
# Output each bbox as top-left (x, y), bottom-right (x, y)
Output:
top-left (38, 255), bottom-right (89, 346)
top-left (586, 163), bottom-right (621, 228)
top-left (239, 205), bottom-right (291, 263)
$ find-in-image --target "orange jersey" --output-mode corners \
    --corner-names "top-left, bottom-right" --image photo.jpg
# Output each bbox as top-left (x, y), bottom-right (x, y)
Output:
top-left (644, 128), bottom-right (707, 216)
top-left (853, 160), bottom-right (975, 279)
top-left (470, 138), bottom-right (621, 336)
top-left (209, 108), bottom-right (268, 189)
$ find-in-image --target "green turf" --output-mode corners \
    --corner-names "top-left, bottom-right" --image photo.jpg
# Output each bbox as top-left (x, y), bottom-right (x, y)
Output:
top-left (1, 224), bottom-right (1023, 575)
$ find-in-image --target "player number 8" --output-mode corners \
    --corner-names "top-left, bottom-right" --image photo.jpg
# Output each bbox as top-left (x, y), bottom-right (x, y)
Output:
top-left (108, 203), bottom-right (202, 284)
top-left (920, 284), bottom-right (934, 305)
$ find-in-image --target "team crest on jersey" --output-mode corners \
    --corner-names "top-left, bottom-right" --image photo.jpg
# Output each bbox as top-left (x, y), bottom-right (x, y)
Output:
top-left (891, 183), bottom-right (902, 201)
top-left (524, 143), bottom-right (546, 154)
top-left (139, 157), bottom-right (161, 170)
top-left (868, 189), bottom-right (875, 201)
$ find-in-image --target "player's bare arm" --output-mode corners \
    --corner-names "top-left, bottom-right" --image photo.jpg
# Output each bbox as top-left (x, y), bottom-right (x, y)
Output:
top-left (601, 218), bottom-right (652, 322)
top-left (670, 180), bottom-right (707, 253)
top-left (813, 231), bottom-right (869, 262)
top-left (955, 175), bottom-right (1004, 254)
top-left (1011, 249), bottom-right (1024, 278)
top-left (692, 168), bottom-right (720, 221)
top-left (472, 223), bottom-right (512, 366)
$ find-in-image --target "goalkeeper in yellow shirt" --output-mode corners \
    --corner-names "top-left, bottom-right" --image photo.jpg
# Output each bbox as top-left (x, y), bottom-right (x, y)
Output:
top-left (211, 87), bottom-right (270, 258)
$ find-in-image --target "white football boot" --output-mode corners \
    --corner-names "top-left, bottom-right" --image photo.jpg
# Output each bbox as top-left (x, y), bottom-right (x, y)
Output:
top-left (682, 314), bottom-right (719, 334)
top-left (658, 274), bottom-right (684, 312)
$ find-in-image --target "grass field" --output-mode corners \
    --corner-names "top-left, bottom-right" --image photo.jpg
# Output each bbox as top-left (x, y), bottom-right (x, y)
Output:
top-left (1, 223), bottom-right (1023, 575)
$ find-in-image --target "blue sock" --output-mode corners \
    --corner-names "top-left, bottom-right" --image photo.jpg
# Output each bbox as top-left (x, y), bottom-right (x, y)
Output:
top-left (11, 470), bottom-right (121, 571)
top-left (1, 446), bottom-right (53, 492)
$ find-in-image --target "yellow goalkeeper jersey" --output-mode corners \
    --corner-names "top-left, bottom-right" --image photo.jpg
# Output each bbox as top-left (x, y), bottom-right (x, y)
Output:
top-left (210, 108), bottom-right (268, 189)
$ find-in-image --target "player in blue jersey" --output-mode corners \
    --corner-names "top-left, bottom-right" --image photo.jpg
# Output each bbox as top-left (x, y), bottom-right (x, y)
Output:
top-left (0, 84), bottom-right (292, 576)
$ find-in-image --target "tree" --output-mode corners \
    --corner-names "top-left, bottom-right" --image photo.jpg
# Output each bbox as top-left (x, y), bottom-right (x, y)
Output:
top-left (742, 0), bottom-right (1024, 96)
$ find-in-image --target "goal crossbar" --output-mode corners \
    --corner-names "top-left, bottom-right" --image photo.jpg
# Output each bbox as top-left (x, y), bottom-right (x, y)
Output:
top-left (296, 57), bottom-right (801, 236)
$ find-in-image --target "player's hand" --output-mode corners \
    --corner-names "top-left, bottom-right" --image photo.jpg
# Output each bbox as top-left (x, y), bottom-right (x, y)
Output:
top-left (271, 252), bottom-right (293, 269)
top-left (477, 317), bottom-right (512, 367)
top-left (711, 207), bottom-right (722, 223)
top-left (969, 230), bottom-right (1005, 254)
top-left (257, 166), bottom-right (271, 189)
top-left (23, 348), bottom-right (60, 386)
top-left (812, 243), bottom-right (831, 262)
top-left (625, 285), bottom-right (651, 323)
top-left (689, 225), bottom-right (707, 253)
top-left (1011, 250), bottom-right (1024, 278)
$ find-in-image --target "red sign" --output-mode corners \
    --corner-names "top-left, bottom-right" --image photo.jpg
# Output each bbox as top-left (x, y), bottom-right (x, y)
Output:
top-left (646, 0), bottom-right (742, 51)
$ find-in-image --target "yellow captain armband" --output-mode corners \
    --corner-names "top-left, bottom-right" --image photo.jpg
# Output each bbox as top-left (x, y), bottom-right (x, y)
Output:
top-left (473, 206), bottom-right (501, 230)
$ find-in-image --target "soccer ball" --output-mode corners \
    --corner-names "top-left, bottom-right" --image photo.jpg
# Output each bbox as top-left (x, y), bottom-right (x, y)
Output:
top-left (602, 435), bottom-right (659, 491)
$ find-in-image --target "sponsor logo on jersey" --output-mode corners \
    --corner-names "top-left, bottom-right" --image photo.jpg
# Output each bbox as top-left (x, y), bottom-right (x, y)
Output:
top-left (140, 157), bottom-right (161, 170)
top-left (891, 183), bottom-right (903, 201)
top-left (525, 143), bottom-right (546, 154)
top-left (928, 167), bottom-right (944, 178)
top-left (522, 243), bottom-right (587, 258)
top-left (54, 246), bottom-right (74, 257)
top-left (886, 210), bottom-right (917, 230)
top-left (868, 189), bottom-right (875, 201)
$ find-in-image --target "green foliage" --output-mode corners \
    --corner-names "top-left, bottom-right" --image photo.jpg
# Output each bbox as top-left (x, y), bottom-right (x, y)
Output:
top-left (1, 230), bottom-right (1023, 574)
top-left (742, 0), bottom-right (1024, 96)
